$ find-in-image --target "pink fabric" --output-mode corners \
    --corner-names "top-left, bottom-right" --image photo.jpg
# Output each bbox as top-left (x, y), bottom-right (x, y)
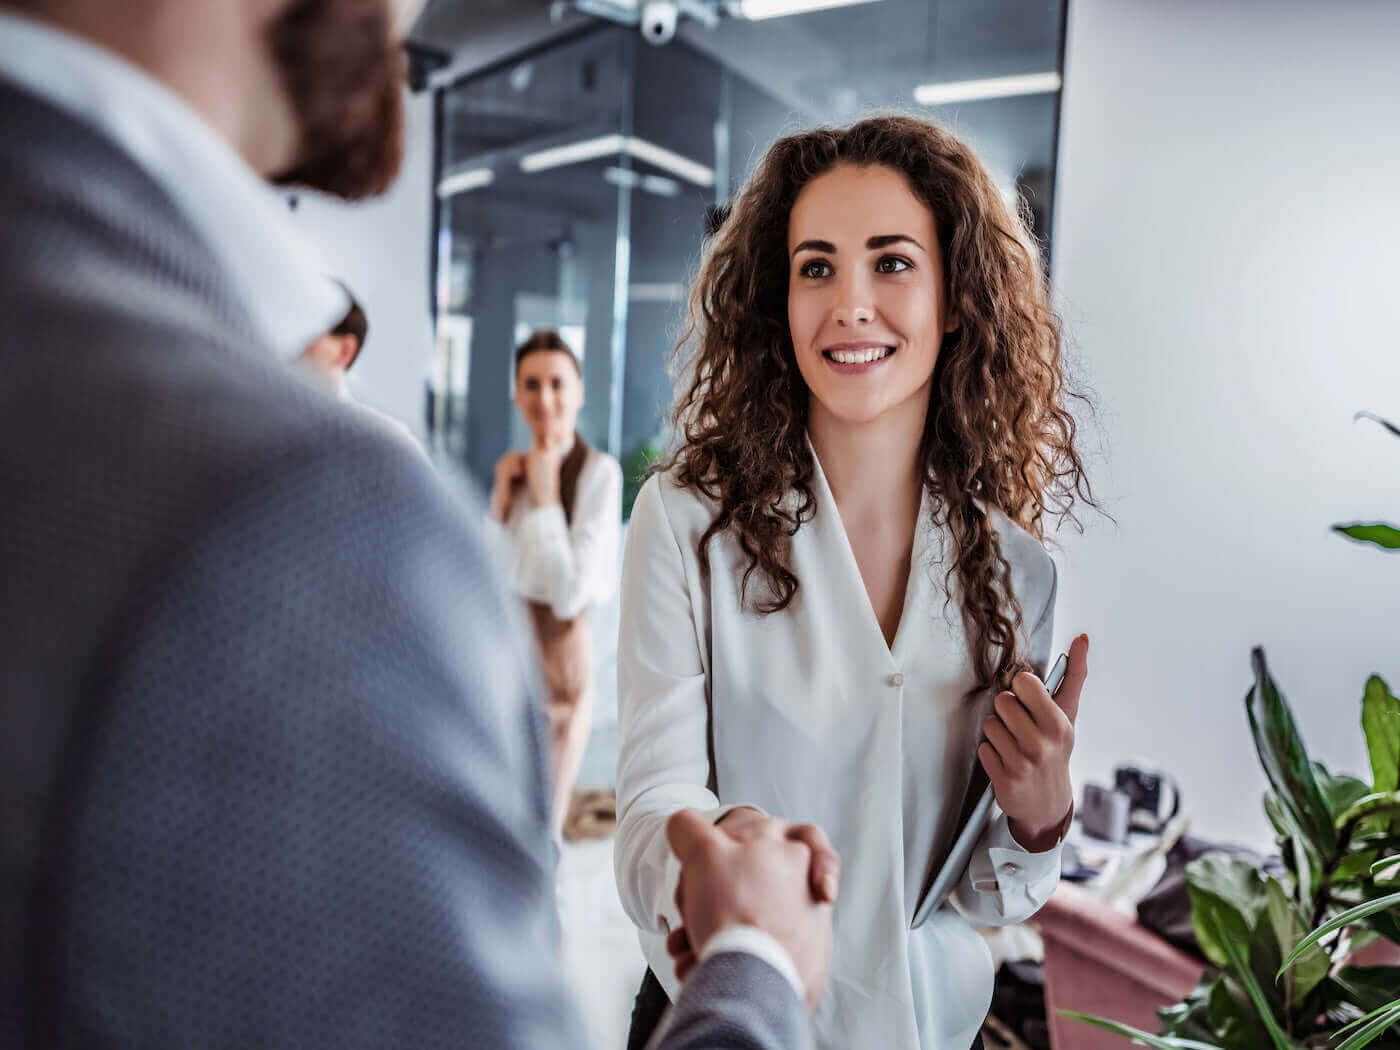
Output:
top-left (1034, 882), bottom-right (1204, 1050)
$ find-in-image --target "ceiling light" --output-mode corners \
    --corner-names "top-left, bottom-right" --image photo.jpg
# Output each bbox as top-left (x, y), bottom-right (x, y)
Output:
top-left (436, 168), bottom-right (494, 197)
top-left (520, 134), bottom-right (626, 173)
top-left (914, 71), bottom-right (1062, 107)
top-left (735, 0), bottom-right (883, 19)
top-left (522, 134), bottom-right (713, 187)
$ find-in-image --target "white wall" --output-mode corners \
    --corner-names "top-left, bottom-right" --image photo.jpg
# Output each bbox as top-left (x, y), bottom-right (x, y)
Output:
top-left (289, 88), bottom-right (436, 438)
top-left (1052, 0), bottom-right (1400, 846)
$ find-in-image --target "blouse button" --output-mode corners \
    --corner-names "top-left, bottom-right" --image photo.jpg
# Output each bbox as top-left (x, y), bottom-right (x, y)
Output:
top-left (1000, 861), bottom-right (1022, 877)
top-left (889, 672), bottom-right (905, 688)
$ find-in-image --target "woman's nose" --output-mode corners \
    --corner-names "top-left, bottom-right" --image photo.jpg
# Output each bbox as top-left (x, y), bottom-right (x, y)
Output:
top-left (832, 274), bottom-right (875, 327)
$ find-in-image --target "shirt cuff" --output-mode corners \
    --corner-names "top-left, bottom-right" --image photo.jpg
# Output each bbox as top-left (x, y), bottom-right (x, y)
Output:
top-left (972, 815), bottom-right (1063, 894)
top-left (699, 926), bottom-right (805, 1003)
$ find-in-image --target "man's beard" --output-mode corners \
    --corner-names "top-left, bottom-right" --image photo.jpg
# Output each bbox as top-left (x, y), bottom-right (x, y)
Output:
top-left (267, 0), bottom-right (405, 201)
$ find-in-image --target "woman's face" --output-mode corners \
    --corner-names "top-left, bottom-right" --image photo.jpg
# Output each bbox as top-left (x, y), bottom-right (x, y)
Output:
top-left (786, 163), bottom-right (957, 429)
top-left (514, 351), bottom-right (582, 447)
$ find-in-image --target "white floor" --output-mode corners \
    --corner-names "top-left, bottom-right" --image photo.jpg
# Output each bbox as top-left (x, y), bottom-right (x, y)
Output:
top-left (557, 835), bottom-right (647, 1050)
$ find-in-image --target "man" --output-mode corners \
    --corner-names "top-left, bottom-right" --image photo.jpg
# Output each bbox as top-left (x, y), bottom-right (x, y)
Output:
top-left (300, 284), bottom-right (421, 449)
top-left (0, 1), bottom-right (834, 1048)
top-left (300, 286), bottom-right (369, 394)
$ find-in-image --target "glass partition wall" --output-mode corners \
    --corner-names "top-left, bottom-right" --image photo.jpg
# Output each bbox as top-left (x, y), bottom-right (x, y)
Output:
top-left (429, 0), bottom-right (1068, 506)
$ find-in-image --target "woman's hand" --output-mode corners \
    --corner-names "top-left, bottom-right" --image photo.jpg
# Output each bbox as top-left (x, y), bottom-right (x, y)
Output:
top-left (524, 445), bottom-right (563, 507)
top-left (488, 451), bottom-right (525, 522)
top-left (978, 633), bottom-right (1089, 853)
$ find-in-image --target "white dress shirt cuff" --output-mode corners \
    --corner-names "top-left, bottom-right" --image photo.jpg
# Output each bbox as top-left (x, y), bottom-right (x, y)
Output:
top-left (972, 815), bottom-right (1063, 894)
top-left (699, 926), bottom-right (805, 1003)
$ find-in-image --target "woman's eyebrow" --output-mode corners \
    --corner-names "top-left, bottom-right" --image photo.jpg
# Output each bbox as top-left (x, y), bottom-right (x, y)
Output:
top-left (791, 234), bottom-right (924, 256)
top-left (866, 233), bottom-right (923, 251)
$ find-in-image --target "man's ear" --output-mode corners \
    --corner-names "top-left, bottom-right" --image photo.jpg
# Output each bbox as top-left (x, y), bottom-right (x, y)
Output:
top-left (330, 334), bottom-right (359, 371)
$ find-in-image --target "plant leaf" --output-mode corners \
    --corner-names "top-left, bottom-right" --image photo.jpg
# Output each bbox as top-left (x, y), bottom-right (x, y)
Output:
top-left (1188, 854), bottom-right (1268, 968)
top-left (1373, 856), bottom-right (1400, 881)
top-left (1335, 1000), bottom-right (1400, 1050)
top-left (1336, 967), bottom-right (1400, 1014)
top-left (1265, 877), bottom-right (1329, 1006)
top-left (1362, 677), bottom-right (1400, 795)
top-left (1246, 649), bottom-right (1337, 858)
top-left (1206, 905), bottom-right (1296, 1050)
top-left (1278, 891), bottom-right (1400, 975)
top-left (1318, 768), bottom-right (1379, 823)
top-left (1339, 793), bottom-right (1400, 833)
top-left (1354, 410), bottom-right (1400, 438)
top-left (1059, 1011), bottom-right (1227, 1049)
top-left (1334, 524), bottom-right (1400, 551)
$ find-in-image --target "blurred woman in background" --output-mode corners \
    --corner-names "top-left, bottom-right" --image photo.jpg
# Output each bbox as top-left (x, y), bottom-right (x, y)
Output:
top-left (490, 329), bottom-right (621, 839)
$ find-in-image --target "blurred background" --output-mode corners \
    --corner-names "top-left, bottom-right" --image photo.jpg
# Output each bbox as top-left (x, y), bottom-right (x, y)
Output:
top-left (287, 0), bottom-right (1400, 1046)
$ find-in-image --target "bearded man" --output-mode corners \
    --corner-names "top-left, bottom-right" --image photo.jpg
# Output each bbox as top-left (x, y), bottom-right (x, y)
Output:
top-left (0, 2), bottom-right (834, 1048)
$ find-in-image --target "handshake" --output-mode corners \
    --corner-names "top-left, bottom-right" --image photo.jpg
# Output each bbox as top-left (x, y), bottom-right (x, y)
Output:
top-left (664, 806), bottom-right (841, 1012)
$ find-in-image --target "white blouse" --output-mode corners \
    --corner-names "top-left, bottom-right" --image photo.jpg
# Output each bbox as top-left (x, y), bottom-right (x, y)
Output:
top-left (498, 445), bottom-right (622, 620)
top-left (614, 451), bottom-right (1062, 1050)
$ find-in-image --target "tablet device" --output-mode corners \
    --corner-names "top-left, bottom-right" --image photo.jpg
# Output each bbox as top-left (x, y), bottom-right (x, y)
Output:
top-left (911, 651), bottom-right (1070, 927)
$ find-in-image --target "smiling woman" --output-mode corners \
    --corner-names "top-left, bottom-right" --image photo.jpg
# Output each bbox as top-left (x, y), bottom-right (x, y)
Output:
top-left (614, 114), bottom-right (1098, 1050)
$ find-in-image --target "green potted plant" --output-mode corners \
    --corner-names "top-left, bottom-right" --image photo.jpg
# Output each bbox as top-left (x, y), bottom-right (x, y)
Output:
top-left (1067, 412), bottom-right (1400, 1049)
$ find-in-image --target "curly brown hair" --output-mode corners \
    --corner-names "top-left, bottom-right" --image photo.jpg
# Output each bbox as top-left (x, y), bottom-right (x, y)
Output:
top-left (660, 114), bottom-right (1095, 695)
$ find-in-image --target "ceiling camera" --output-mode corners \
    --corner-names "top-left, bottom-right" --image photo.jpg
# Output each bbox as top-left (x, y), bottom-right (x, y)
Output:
top-left (640, 1), bottom-right (679, 45)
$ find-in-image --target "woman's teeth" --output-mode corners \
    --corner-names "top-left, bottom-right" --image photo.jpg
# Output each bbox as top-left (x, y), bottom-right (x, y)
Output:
top-left (827, 347), bottom-right (892, 365)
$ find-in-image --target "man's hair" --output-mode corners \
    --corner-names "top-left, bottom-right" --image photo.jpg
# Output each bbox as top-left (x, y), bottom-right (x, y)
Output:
top-left (331, 290), bottom-right (368, 370)
top-left (514, 329), bottom-right (581, 378)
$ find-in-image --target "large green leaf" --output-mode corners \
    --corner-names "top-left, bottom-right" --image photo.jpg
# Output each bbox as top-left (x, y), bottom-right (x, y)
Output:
top-left (1059, 1011), bottom-right (1227, 1049)
top-left (1265, 790), bottom-right (1317, 911)
top-left (1334, 524), bottom-right (1400, 551)
top-left (1246, 649), bottom-right (1338, 858)
top-left (1362, 677), bottom-right (1400, 795)
top-left (1279, 891), bottom-right (1400, 974)
top-left (1374, 856), bottom-right (1400, 882)
top-left (1206, 904), bottom-right (1296, 1050)
top-left (1188, 854), bottom-right (1269, 968)
top-left (1266, 877), bottom-right (1330, 1006)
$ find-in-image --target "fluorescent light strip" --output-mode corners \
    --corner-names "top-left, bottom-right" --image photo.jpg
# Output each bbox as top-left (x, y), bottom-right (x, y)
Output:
top-left (521, 134), bottom-right (714, 188)
top-left (914, 71), bottom-right (1062, 107)
top-left (520, 133), bottom-right (626, 174)
top-left (737, 0), bottom-right (883, 19)
top-left (436, 168), bottom-right (494, 197)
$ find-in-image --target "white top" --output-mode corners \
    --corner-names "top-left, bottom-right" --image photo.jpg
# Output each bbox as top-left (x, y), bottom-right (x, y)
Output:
top-left (615, 451), bottom-right (1063, 1050)
top-left (499, 444), bottom-right (623, 620)
top-left (0, 11), bottom-right (346, 361)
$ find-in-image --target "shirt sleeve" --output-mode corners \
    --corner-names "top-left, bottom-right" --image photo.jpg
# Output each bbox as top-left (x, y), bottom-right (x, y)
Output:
top-left (950, 557), bottom-right (1063, 926)
top-left (699, 926), bottom-right (805, 1002)
top-left (509, 452), bottom-right (621, 621)
top-left (614, 477), bottom-right (751, 936)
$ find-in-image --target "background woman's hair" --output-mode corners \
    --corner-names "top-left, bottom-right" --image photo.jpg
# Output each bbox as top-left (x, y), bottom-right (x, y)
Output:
top-left (659, 114), bottom-right (1096, 695)
top-left (515, 328), bottom-right (582, 377)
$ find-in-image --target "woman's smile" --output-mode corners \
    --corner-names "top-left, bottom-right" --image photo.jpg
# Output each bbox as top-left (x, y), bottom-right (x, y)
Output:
top-left (822, 340), bottom-right (897, 371)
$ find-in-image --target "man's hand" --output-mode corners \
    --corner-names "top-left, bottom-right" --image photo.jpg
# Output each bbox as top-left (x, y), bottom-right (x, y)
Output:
top-left (716, 806), bottom-right (841, 904)
top-left (665, 809), bottom-right (836, 1012)
top-left (488, 451), bottom-right (525, 523)
top-left (523, 445), bottom-right (562, 507)
top-left (979, 633), bottom-right (1090, 852)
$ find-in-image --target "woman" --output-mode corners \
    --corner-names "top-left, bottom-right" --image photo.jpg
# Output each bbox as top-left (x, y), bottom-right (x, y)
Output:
top-left (489, 329), bottom-right (622, 838)
top-left (614, 116), bottom-right (1095, 1050)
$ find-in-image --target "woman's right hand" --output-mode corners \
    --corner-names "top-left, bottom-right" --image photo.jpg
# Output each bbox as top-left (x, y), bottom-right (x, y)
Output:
top-left (489, 451), bottom-right (525, 522)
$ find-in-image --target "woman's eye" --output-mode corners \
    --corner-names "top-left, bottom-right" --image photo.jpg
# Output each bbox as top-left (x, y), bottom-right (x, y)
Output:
top-left (876, 255), bottom-right (911, 274)
top-left (799, 259), bottom-right (833, 279)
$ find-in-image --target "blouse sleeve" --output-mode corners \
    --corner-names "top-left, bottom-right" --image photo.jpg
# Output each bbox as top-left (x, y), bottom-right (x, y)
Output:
top-left (509, 453), bottom-right (621, 621)
top-left (950, 558), bottom-right (1063, 926)
top-left (613, 477), bottom-right (749, 936)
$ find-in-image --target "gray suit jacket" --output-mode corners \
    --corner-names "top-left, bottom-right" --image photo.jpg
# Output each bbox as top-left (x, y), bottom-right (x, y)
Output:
top-left (0, 78), bottom-right (808, 1050)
